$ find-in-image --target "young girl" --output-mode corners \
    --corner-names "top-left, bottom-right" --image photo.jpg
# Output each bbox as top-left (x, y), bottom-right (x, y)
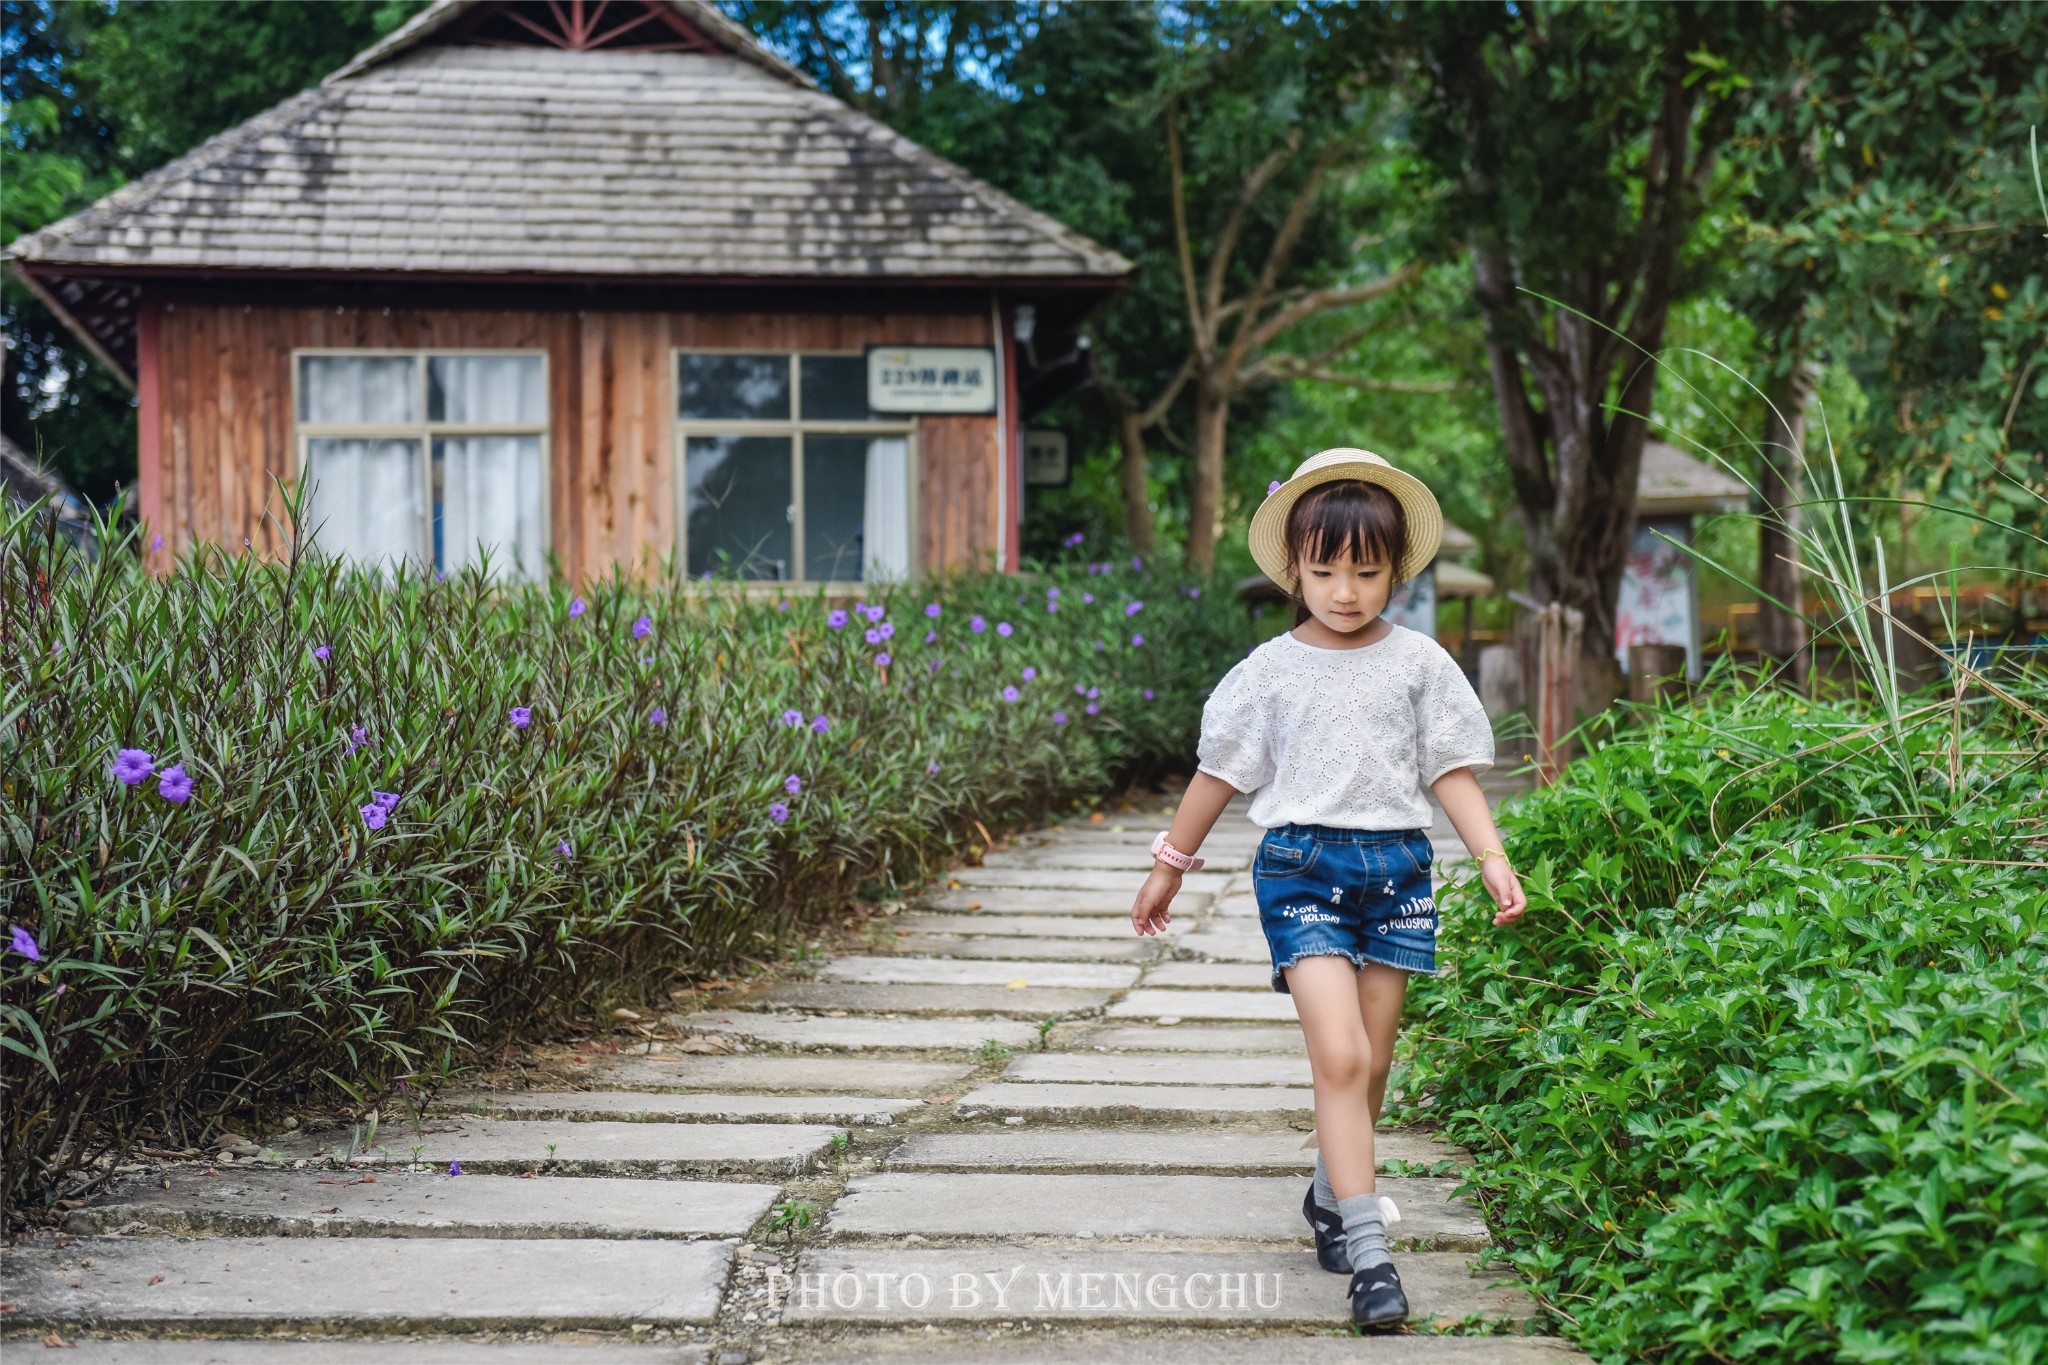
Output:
top-left (1130, 447), bottom-right (1527, 1330)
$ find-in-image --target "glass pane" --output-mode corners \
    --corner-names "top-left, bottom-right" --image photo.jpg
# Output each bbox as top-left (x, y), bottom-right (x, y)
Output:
top-left (436, 436), bottom-right (545, 582)
top-left (428, 355), bottom-right (545, 424)
top-left (685, 435), bottom-right (792, 580)
top-left (804, 435), bottom-right (910, 582)
top-left (799, 354), bottom-right (872, 420)
top-left (301, 438), bottom-right (423, 577)
top-left (676, 353), bottom-right (789, 421)
top-left (299, 355), bottom-right (417, 424)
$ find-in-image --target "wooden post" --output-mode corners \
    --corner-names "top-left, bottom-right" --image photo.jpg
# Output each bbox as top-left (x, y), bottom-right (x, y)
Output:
top-left (1534, 602), bottom-right (1583, 786)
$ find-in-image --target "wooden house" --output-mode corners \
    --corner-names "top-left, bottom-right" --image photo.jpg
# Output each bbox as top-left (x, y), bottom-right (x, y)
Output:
top-left (5, 0), bottom-right (1131, 588)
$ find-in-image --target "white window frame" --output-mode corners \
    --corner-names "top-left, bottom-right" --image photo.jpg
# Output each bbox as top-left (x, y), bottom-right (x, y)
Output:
top-left (672, 348), bottom-right (919, 589)
top-left (290, 347), bottom-right (552, 580)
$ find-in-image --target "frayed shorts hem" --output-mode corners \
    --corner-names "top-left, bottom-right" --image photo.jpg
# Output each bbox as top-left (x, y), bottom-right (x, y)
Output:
top-left (1268, 946), bottom-right (1444, 993)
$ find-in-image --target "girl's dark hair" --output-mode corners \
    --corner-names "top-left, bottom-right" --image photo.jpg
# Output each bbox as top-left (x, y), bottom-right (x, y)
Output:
top-left (1282, 479), bottom-right (1409, 626)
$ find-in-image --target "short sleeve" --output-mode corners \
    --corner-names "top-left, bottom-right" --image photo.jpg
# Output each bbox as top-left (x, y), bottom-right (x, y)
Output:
top-left (1416, 644), bottom-right (1495, 785)
top-left (1196, 655), bottom-right (1275, 794)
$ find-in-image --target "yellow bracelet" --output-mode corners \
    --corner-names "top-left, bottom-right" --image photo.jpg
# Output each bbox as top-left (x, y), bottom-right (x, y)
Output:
top-left (1479, 847), bottom-right (1510, 864)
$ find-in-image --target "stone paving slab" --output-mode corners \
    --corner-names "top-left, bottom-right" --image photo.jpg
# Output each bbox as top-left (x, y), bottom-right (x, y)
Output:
top-left (917, 890), bottom-right (1200, 917)
top-left (892, 913), bottom-right (1184, 940)
top-left (10, 1345), bottom-right (715, 1365)
top-left (1106, 990), bottom-right (1297, 1022)
top-left (776, 1248), bottom-right (1536, 1326)
top-left (944, 869), bottom-right (1232, 896)
top-left (787, 1334), bottom-right (1588, 1364)
top-left (1141, 962), bottom-right (1274, 991)
top-left (1004, 1052), bottom-right (1312, 1088)
top-left (271, 1119), bottom-right (842, 1176)
top-left (882, 1127), bottom-right (1448, 1174)
top-left (582, 1055), bottom-right (974, 1095)
top-left (1170, 935), bottom-right (1270, 962)
top-left (818, 958), bottom-right (1140, 990)
top-left (741, 983), bottom-right (1115, 1018)
top-left (1208, 895), bottom-right (1261, 918)
top-left (1069, 1024), bottom-right (1304, 1053)
top-left (441, 1090), bottom-right (914, 1126)
top-left (63, 1171), bottom-right (778, 1240)
top-left (827, 1174), bottom-right (1483, 1247)
top-left (980, 849), bottom-right (1251, 873)
top-left (882, 934), bottom-right (1162, 963)
top-left (953, 1083), bottom-right (1312, 1124)
top-left (668, 1012), bottom-right (1041, 1052)
top-left (0, 1236), bottom-right (734, 1329)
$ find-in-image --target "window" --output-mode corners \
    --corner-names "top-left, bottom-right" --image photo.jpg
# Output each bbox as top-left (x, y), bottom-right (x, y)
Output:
top-left (294, 351), bottom-right (549, 583)
top-left (674, 351), bottom-right (914, 583)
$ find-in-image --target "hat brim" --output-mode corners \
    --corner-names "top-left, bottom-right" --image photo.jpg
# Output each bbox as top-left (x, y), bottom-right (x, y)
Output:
top-left (1248, 461), bottom-right (1443, 589)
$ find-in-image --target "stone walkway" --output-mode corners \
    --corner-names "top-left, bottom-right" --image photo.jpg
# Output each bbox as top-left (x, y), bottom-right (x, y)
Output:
top-left (3, 784), bottom-right (1584, 1364)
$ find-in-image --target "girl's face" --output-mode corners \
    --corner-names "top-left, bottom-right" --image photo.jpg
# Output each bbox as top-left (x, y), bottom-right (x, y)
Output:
top-left (1294, 546), bottom-right (1393, 640)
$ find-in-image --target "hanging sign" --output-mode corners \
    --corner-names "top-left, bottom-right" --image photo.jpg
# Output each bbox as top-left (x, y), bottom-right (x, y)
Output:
top-left (1023, 430), bottom-right (1070, 486)
top-left (867, 346), bottom-right (998, 414)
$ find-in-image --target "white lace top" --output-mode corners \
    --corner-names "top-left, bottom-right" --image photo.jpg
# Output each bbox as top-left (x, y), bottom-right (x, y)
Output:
top-left (1196, 623), bottom-right (1496, 830)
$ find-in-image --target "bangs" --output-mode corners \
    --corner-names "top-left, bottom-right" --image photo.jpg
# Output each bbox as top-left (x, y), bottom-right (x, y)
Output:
top-left (1283, 480), bottom-right (1409, 581)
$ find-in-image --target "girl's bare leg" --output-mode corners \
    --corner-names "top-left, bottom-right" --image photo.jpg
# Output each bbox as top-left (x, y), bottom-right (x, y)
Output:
top-left (1284, 955), bottom-right (1377, 1199)
top-left (1356, 962), bottom-right (1409, 1125)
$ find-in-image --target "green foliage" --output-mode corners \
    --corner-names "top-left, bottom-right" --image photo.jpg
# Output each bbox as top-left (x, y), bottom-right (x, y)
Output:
top-left (0, 495), bottom-right (1254, 1210)
top-left (1404, 673), bottom-right (2048, 1365)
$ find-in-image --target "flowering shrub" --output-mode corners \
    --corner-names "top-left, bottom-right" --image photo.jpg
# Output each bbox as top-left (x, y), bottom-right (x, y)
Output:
top-left (0, 513), bottom-right (1253, 1208)
top-left (1404, 674), bottom-right (2048, 1365)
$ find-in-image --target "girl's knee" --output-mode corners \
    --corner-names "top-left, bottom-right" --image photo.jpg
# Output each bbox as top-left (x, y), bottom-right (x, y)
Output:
top-left (1309, 1039), bottom-right (1372, 1091)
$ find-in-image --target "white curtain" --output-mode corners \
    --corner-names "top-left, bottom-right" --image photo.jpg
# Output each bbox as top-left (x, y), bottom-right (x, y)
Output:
top-left (302, 439), bottom-right (422, 578)
top-left (861, 437), bottom-right (912, 582)
top-left (429, 356), bottom-right (545, 424)
top-left (300, 356), bottom-right (416, 424)
top-left (441, 436), bottom-right (545, 582)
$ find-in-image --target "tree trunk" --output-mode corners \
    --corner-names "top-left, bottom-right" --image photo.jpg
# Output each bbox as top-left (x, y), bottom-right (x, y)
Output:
top-left (1184, 383), bottom-right (1230, 574)
top-left (1116, 402), bottom-right (1157, 555)
top-left (1758, 355), bottom-right (1813, 689)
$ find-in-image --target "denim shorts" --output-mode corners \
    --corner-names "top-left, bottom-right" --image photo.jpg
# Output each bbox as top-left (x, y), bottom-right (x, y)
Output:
top-left (1252, 823), bottom-right (1443, 991)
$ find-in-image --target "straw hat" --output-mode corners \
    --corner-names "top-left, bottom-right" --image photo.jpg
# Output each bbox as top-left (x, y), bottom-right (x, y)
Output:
top-left (1247, 447), bottom-right (1443, 590)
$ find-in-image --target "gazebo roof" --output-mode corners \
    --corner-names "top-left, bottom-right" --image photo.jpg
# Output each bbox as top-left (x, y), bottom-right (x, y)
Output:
top-left (5, 0), bottom-right (1132, 383)
top-left (1639, 441), bottom-right (1749, 516)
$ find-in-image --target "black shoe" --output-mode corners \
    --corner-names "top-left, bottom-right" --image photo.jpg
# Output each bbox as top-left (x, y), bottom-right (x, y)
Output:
top-left (1349, 1261), bottom-right (1409, 1328)
top-left (1302, 1183), bottom-right (1350, 1273)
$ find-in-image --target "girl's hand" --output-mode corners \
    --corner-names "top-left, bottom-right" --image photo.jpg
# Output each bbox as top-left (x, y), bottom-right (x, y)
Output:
top-left (1131, 865), bottom-right (1181, 936)
top-left (1481, 855), bottom-right (1526, 927)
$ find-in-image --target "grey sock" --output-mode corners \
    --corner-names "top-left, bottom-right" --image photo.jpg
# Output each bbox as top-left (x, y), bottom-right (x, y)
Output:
top-left (1335, 1191), bottom-right (1392, 1271)
top-left (1312, 1153), bottom-right (1337, 1211)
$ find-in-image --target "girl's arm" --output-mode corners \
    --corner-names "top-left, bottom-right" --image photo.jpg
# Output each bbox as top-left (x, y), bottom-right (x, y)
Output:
top-left (1130, 771), bottom-right (1239, 936)
top-left (1431, 766), bottom-right (1527, 927)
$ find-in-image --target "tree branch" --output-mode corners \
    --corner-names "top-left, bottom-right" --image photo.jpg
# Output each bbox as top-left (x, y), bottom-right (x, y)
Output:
top-left (1243, 259), bottom-right (1424, 356)
top-left (1257, 363), bottom-right (1466, 394)
top-left (1165, 102), bottom-right (1212, 362)
top-left (1202, 132), bottom-right (1302, 327)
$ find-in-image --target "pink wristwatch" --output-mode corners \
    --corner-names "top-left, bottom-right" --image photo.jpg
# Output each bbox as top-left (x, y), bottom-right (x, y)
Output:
top-left (1151, 831), bottom-right (1205, 872)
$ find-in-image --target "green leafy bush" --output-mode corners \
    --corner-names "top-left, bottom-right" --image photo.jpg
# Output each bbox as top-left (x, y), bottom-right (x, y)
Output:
top-left (0, 510), bottom-right (1250, 1210)
top-left (1405, 673), bottom-right (2048, 1364)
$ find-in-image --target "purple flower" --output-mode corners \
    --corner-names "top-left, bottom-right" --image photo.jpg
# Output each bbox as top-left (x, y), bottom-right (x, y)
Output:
top-left (855, 600), bottom-right (868, 615)
top-left (1144, 688), bottom-right (1156, 700)
top-left (344, 724), bottom-right (369, 755)
top-left (996, 621), bottom-right (1013, 637)
top-left (811, 715), bottom-right (830, 734)
top-left (785, 774), bottom-right (803, 795)
top-left (925, 603), bottom-right (942, 619)
top-left (436, 569), bottom-right (447, 581)
top-left (1095, 639), bottom-right (1106, 652)
top-left (1132, 556), bottom-right (1143, 571)
top-left (509, 706), bottom-right (532, 728)
top-left (1082, 593), bottom-right (1094, 604)
top-left (313, 644), bottom-right (331, 660)
top-left (1002, 685), bottom-right (1020, 702)
top-left (924, 630), bottom-right (937, 643)
top-left (782, 709), bottom-right (804, 728)
top-left (569, 596), bottom-right (587, 618)
top-left (10, 926), bottom-right (41, 961)
top-left (360, 802), bottom-right (388, 831)
top-left (928, 657), bottom-right (943, 671)
top-left (1063, 531), bottom-right (1084, 548)
top-left (865, 605), bottom-right (886, 624)
top-left (111, 748), bottom-right (154, 785)
top-left (970, 615), bottom-right (987, 634)
top-left (1086, 702), bottom-right (1100, 715)
top-left (557, 839), bottom-right (572, 856)
top-left (1268, 480), bottom-right (1283, 495)
top-left (1075, 684), bottom-right (1087, 695)
top-left (158, 762), bottom-right (198, 806)
top-left (1053, 711), bottom-right (1068, 725)
top-left (640, 656), bottom-right (653, 664)
top-left (877, 622), bottom-right (895, 640)
top-left (778, 599), bottom-right (791, 611)
top-left (632, 615), bottom-right (652, 639)
top-left (828, 609), bottom-right (849, 629)
top-left (1190, 587), bottom-right (1202, 598)
top-left (769, 802), bottom-right (790, 824)
top-left (1125, 601), bottom-right (1144, 616)
top-left (866, 627), bottom-right (883, 645)
top-left (449, 1161), bottom-right (462, 1177)
top-left (650, 707), bottom-right (667, 726)
top-left (1045, 601), bottom-right (1058, 613)
top-left (1131, 634), bottom-right (1144, 647)
top-left (151, 533), bottom-right (164, 550)
top-left (876, 652), bottom-right (892, 666)
top-left (1087, 686), bottom-right (1099, 699)
top-left (372, 790), bottom-right (401, 813)
top-left (1022, 666), bottom-right (1037, 681)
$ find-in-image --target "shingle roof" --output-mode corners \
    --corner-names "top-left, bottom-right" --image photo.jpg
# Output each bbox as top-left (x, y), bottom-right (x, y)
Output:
top-left (1639, 441), bottom-right (1750, 516)
top-left (6, 2), bottom-right (1131, 283)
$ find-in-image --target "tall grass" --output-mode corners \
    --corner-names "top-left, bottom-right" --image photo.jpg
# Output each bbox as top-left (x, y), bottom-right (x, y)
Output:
top-left (0, 494), bottom-right (1253, 1217)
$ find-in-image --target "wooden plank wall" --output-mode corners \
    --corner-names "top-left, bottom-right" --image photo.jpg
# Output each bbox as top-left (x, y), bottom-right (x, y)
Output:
top-left (145, 300), bottom-right (999, 588)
